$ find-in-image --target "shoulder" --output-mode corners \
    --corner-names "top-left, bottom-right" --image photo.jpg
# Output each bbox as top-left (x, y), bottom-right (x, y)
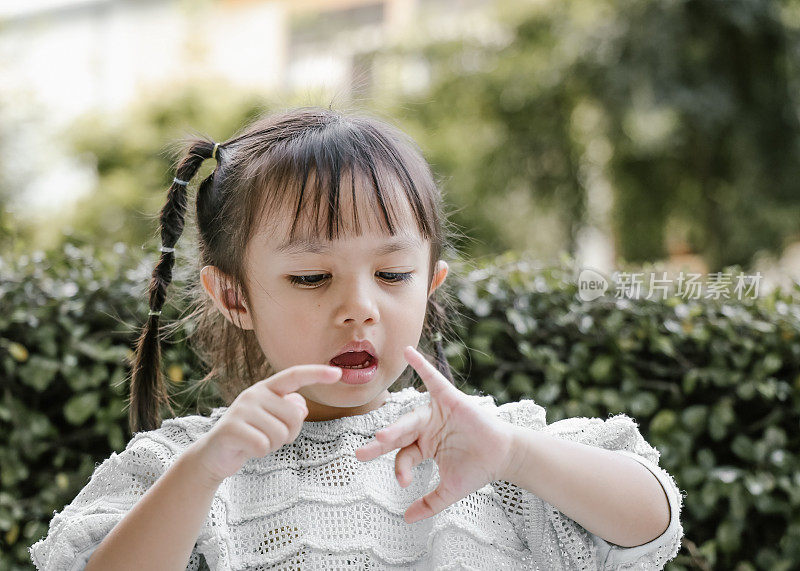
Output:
top-left (543, 413), bottom-right (662, 465)
top-left (126, 407), bottom-right (225, 458)
top-left (459, 390), bottom-right (548, 430)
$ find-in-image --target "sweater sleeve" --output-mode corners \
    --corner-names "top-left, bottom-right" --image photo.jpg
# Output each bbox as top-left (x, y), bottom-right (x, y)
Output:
top-left (28, 432), bottom-right (202, 571)
top-left (492, 399), bottom-right (685, 570)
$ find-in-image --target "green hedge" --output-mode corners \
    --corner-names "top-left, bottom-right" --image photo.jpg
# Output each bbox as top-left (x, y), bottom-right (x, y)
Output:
top-left (448, 252), bottom-right (800, 570)
top-left (2, 242), bottom-right (799, 570)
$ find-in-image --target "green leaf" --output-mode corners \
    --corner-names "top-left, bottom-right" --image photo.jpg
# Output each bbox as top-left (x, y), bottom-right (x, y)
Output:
top-left (682, 369), bottom-right (699, 394)
top-left (717, 519), bottom-right (741, 554)
top-left (63, 392), bottom-right (100, 425)
top-left (18, 355), bottom-right (60, 392)
top-left (681, 465), bottom-right (706, 486)
top-left (588, 355), bottom-right (615, 383)
top-left (681, 404), bottom-right (708, 433)
top-left (732, 435), bottom-right (755, 461)
top-left (736, 380), bottom-right (757, 400)
top-left (709, 399), bottom-right (735, 440)
top-left (74, 340), bottom-right (129, 363)
top-left (652, 336), bottom-right (675, 357)
top-left (630, 393), bottom-right (658, 416)
top-left (508, 373), bottom-right (533, 394)
top-left (650, 409), bottom-right (676, 433)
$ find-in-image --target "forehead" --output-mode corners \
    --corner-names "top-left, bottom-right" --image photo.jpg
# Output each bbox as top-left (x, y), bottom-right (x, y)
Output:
top-left (255, 166), bottom-right (424, 253)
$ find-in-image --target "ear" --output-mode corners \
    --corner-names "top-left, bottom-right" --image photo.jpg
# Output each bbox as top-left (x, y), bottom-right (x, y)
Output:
top-left (428, 260), bottom-right (449, 297)
top-left (200, 265), bottom-right (254, 330)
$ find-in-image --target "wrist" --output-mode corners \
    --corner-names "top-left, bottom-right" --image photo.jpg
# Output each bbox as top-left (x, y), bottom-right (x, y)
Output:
top-left (183, 440), bottom-right (225, 491)
top-left (495, 424), bottom-right (524, 484)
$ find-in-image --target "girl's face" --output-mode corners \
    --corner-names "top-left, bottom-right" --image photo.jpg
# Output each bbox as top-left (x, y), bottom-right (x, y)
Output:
top-left (200, 184), bottom-right (448, 421)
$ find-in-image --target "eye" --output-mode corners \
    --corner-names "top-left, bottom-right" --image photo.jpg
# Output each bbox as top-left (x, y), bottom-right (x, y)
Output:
top-left (287, 272), bottom-right (414, 288)
top-left (378, 271), bottom-right (414, 284)
top-left (287, 274), bottom-right (328, 287)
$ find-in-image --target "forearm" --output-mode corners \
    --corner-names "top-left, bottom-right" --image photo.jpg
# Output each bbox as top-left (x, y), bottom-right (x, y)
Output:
top-left (86, 441), bottom-right (221, 571)
top-left (500, 425), bottom-right (670, 548)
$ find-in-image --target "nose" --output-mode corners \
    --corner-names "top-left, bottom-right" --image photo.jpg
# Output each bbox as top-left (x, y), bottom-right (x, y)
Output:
top-left (334, 273), bottom-right (380, 326)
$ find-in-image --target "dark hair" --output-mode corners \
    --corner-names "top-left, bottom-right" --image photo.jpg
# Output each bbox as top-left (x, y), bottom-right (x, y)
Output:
top-left (127, 105), bottom-right (464, 433)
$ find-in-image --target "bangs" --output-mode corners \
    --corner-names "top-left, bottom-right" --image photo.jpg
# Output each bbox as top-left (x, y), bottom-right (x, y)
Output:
top-left (260, 166), bottom-right (422, 246)
top-left (242, 114), bottom-right (439, 248)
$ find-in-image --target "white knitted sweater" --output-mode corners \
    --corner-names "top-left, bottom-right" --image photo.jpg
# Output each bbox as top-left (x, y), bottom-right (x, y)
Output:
top-left (30, 386), bottom-right (684, 570)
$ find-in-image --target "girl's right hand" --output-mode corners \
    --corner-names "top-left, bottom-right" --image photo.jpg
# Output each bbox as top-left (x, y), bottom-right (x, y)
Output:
top-left (189, 364), bottom-right (343, 484)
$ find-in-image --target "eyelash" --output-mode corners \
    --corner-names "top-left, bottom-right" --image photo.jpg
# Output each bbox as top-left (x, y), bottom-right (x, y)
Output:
top-left (287, 272), bottom-right (414, 288)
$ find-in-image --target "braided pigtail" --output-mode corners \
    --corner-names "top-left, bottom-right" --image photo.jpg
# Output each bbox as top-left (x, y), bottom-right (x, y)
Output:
top-left (128, 140), bottom-right (221, 434)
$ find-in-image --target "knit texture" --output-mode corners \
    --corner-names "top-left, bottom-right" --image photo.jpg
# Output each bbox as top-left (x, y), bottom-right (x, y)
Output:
top-left (29, 386), bottom-right (684, 570)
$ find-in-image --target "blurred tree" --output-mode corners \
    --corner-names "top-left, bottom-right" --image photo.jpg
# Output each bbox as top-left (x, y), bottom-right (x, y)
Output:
top-left (597, 0), bottom-right (800, 270)
top-left (0, 95), bottom-right (39, 259)
top-left (385, 0), bottom-right (800, 271)
top-left (29, 83), bottom-right (373, 257)
top-left (41, 82), bottom-right (272, 254)
top-left (0, 112), bottom-right (13, 253)
top-left (18, 0), bottom-right (800, 272)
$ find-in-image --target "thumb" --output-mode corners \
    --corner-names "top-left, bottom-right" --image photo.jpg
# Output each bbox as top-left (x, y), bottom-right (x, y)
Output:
top-left (404, 486), bottom-right (451, 524)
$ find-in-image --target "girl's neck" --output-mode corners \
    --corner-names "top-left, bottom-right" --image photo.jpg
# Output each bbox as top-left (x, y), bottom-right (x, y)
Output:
top-left (304, 389), bottom-right (391, 422)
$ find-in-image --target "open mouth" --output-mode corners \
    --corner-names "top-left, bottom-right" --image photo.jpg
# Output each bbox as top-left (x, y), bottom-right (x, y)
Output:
top-left (329, 351), bottom-right (377, 370)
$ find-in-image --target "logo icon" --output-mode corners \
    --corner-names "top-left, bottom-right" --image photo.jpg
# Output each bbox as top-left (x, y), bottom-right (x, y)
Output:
top-left (578, 268), bottom-right (609, 301)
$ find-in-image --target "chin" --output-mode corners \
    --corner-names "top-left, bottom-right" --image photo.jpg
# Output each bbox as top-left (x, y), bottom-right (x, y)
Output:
top-left (327, 382), bottom-right (386, 404)
top-left (309, 385), bottom-right (365, 404)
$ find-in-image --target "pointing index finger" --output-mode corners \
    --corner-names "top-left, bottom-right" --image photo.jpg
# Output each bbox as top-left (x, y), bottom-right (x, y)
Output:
top-left (266, 364), bottom-right (342, 396)
top-left (403, 346), bottom-right (454, 398)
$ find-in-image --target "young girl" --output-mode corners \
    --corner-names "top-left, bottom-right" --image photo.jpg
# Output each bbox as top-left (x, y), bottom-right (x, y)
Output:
top-left (30, 106), bottom-right (684, 570)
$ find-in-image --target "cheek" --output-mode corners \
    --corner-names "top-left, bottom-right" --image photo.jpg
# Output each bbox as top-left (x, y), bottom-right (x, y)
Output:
top-left (268, 308), bottom-right (318, 339)
top-left (385, 289), bottom-right (430, 332)
top-left (394, 281), bottom-right (429, 309)
top-left (248, 299), bottom-right (319, 357)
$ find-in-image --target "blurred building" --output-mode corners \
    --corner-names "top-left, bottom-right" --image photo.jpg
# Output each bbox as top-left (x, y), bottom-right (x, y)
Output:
top-left (0, 0), bottom-right (500, 212)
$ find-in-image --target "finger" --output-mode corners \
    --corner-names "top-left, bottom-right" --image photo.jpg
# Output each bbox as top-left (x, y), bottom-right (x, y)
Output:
top-left (285, 407), bottom-right (306, 443)
top-left (355, 407), bottom-right (428, 462)
top-left (236, 421), bottom-right (273, 458)
top-left (354, 439), bottom-right (384, 462)
top-left (355, 424), bottom-right (420, 462)
top-left (377, 405), bottom-right (428, 446)
top-left (240, 413), bottom-right (288, 454)
top-left (265, 364), bottom-right (342, 396)
top-left (394, 442), bottom-right (423, 487)
top-left (247, 389), bottom-right (306, 428)
top-left (284, 393), bottom-right (308, 414)
top-left (279, 394), bottom-right (308, 438)
top-left (404, 486), bottom-right (453, 524)
top-left (403, 346), bottom-right (458, 399)
top-left (285, 392), bottom-right (305, 407)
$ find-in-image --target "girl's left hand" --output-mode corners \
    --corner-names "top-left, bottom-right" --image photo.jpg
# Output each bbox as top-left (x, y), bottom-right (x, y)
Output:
top-left (354, 345), bottom-right (516, 524)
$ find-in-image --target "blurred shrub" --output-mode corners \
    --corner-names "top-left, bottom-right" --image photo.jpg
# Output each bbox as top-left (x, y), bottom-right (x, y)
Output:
top-left (449, 250), bottom-right (800, 570)
top-left (1, 243), bottom-right (799, 569)
top-left (0, 241), bottom-right (214, 569)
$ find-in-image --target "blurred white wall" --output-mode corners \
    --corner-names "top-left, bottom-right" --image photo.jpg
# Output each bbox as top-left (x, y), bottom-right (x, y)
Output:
top-left (0, 0), bottom-right (500, 215)
top-left (1, 0), bottom-right (285, 130)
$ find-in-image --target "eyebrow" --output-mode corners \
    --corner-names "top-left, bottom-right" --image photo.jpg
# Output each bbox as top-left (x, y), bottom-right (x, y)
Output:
top-left (276, 235), bottom-right (423, 256)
